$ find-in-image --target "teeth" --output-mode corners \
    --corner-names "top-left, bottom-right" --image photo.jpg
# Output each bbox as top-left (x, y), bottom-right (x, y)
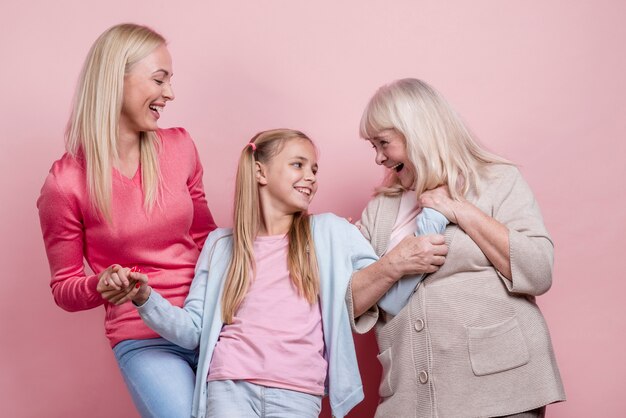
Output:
top-left (390, 163), bottom-right (403, 172)
top-left (295, 187), bottom-right (311, 195)
top-left (149, 105), bottom-right (163, 113)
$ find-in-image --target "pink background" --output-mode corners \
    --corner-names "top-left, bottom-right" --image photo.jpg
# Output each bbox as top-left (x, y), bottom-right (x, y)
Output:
top-left (1, 1), bottom-right (624, 416)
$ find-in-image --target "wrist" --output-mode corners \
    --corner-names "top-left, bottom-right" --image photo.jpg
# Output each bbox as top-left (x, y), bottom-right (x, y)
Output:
top-left (379, 253), bottom-right (404, 282)
top-left (132, 286), bottom-right (152, 307)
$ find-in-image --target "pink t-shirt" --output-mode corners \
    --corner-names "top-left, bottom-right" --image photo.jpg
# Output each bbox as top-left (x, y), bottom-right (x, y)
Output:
top-left (208, 235), bottom-right (327, 395)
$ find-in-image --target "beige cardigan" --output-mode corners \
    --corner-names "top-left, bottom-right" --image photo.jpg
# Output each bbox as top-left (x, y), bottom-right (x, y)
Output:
top-left (348, 164), bottom-right (565, 418)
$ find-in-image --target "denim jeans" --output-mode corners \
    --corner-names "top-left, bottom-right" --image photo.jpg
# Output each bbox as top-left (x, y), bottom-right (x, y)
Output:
top-left (206, 380), bottom-right (322, 417)
top-left (113, 337), bottom-right (199, 418)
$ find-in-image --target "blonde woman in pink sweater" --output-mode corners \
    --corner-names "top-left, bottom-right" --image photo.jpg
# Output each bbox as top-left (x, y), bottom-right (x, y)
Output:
top-left (37, 24), bottom-right (216, 417)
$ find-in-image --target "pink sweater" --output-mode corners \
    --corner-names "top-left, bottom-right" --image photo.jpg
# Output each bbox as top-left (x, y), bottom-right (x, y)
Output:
top-left (37, 127), bottom-right (216, 347)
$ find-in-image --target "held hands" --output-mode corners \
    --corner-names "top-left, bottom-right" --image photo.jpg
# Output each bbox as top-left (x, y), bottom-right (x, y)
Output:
top-left (96, 265), bottom-right (150, 306)
top-left (384, 234), bottom-right (448, 278)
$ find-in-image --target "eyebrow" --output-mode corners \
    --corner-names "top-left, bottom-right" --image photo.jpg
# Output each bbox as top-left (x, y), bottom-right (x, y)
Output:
top-left (153, 69), bottom-right (172, 77)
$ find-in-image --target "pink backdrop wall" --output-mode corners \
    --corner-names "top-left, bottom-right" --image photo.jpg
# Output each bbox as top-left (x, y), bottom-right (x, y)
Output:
top-left (1, 1), bottom-right (624, 416)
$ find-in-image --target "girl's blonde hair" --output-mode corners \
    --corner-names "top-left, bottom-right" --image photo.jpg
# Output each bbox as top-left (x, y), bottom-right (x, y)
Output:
top-left (222, 129), bottom-right (320, 324)
top-left (66, 23), bottom-right (166, 222)
top-left (360, 78), bottom-right (510, 199)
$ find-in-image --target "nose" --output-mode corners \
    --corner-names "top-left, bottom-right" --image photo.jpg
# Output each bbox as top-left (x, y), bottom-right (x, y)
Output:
top-left (163, 82), bottom-right (175, 101)
top-left (375, 147), bottom-right (386, 165)
top-left (305, 168), bottom-right (317, 183)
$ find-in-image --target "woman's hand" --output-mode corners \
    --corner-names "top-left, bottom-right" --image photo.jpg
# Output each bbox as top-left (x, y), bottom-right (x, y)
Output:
top-left (383, 234), bottom-right (448, 277)
top-left (420, 186), bottom-right (513, 280)
top-left (97, 265), bottom-right (149, 305)
top-left (419, 185), bottom-right (462, 224)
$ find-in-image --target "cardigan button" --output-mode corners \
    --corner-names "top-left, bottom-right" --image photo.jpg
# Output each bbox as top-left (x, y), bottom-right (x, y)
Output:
top-left (419, 370), bottom-right (429, 384)
top-left (414, 319), bottom-right (425, 332)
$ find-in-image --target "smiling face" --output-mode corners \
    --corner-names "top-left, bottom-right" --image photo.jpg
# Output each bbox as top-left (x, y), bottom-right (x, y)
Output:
top-left (119, 44), bottom-right (174, 139)
top-left (257, 137), bottom-right (319, 216)
top-left (369, 129), bottom-right (416, 189)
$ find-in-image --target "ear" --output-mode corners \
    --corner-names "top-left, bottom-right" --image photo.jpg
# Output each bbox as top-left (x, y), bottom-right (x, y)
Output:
top-left (255, 161), bottom-right (268, 186)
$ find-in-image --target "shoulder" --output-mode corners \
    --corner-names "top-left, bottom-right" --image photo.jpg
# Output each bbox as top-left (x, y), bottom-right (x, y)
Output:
top-left (40, 154), bottom-right (86, 201)
top-left (157, 127), bottom-right (193, 142)
top-left (157, 127), bottom-right (197, 154)
top-left (312, 213), bottom-right (352, 230)
top-left (196, 228), bottom-right (233, 271)
top-left (38, 154), bottom-right (88, 218)
top-left (311, 213), bottom-right (361, 241)
top-left (205, 228), bottom-right (233, 248)
top-left (481, 163), bottom-right (522, 187)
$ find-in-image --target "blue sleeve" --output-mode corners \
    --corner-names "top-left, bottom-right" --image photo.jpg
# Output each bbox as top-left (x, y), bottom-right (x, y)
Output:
top-left (377, 208), bottom-right (448, 316)
top-left (135, 231), bottom-right (226, 349)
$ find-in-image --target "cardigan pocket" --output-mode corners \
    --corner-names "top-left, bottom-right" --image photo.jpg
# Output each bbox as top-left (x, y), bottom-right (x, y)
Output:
top-left (376, 348), bottom-right (395, 398)
top-left (467, 316), bottom-right (529, 376)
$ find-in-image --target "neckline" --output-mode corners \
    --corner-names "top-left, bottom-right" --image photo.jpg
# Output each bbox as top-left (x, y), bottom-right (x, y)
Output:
top-left (113, 165), bottom-right (141, 185)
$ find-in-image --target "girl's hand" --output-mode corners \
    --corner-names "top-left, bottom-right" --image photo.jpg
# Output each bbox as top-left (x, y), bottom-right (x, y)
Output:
top-left (419, 185), bottom-right (463, 224)
top-left (97, 266), bottom-right (149, 305)
top-left (131, 275), bottom-right (152, 307)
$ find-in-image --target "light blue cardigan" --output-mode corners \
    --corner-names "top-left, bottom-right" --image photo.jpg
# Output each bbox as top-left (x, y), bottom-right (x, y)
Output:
top-left (137, 213), bottom-right (378, 418)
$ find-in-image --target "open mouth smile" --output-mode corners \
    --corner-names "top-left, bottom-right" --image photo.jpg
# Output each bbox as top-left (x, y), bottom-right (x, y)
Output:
top-left (295, 187), bottom-right (312, 196)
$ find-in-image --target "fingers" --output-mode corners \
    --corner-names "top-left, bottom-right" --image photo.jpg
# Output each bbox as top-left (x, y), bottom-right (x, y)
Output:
top-left (128, 271), bottom-right (149, 285)
top-left (107, 281), bottom-right (141, 305)
top-left (112, 284), bottom-right (142, 306)
top-left (116, 267), bottom-right (131, 289)
top-left (432, 255), bottom-right (446, 266)
top-left (425, 234), bottom-right (446, 246)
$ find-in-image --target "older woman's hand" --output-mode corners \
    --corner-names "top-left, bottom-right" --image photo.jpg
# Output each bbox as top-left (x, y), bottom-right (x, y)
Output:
top-left (419, 185), bottom-right (463, 224)
top-left (421, 185), bottom-right (513, 280)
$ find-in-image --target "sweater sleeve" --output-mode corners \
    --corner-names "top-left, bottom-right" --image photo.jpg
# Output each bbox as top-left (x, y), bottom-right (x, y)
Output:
top-left (136, 232), bottom-right (220, 350)
top-left (37, 173), bottom-right (103, 311)
top-left (185, 132), bottom-right (217, 249)
top-left (493, 167), bottom-right (554, 295)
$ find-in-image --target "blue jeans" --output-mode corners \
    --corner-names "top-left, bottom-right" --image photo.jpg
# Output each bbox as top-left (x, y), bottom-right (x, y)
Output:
top-left (113, 337), bottom-right (199, 418)
top-left (206, 380), bottom-right (322, 417)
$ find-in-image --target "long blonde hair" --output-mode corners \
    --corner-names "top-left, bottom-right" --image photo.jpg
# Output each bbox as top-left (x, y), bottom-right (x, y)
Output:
top-left (360, 78), bottom-right (510, 199)
top-left (66, 23), bottom-right (166, 221)
top-left (222, 129), bottom-right (320, 324)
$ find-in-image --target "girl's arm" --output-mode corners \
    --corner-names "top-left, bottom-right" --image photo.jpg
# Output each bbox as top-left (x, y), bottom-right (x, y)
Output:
top-left (132, 267), bottom-right (207, 350)
top-left (131, 233), bottom-right (224, 350)
top-left (377, 208), bottom-right (448, 316)
top-left (350, 233), bottom-right (447, 318)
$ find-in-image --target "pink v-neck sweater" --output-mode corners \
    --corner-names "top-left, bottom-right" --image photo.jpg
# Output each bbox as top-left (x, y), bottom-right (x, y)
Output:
top-left (38, 127), bottom-right (216, 347)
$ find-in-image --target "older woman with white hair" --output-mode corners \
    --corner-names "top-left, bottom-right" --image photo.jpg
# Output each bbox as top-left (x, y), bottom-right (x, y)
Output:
top-left (37, 23), bottom-right (216, 417)
top-left (349, 78), bottom-right (565, 417)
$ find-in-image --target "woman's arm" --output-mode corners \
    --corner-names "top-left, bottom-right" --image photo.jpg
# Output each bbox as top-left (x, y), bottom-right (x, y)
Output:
top-left (420, 167), bottom-right (554, 295)
top-left (187, 136), bottom-right (217, 249)
top-left (38, 173), bottom-right (104, 311)
top-left (420, 186), bottom-right (512, 279)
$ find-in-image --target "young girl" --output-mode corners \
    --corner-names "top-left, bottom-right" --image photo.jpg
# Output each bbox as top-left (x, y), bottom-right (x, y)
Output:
top-left (130, 128), bottom-right (433, 417)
